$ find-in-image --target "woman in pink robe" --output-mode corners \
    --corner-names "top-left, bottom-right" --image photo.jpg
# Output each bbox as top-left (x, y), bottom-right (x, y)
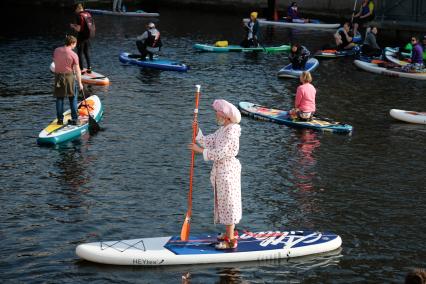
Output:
top-left (190, 99), bottom-right (242, 249)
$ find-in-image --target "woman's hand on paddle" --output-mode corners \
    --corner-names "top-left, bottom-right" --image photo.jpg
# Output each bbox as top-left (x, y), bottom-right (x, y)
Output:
top-left (188, 143), bottom-right (203, 154)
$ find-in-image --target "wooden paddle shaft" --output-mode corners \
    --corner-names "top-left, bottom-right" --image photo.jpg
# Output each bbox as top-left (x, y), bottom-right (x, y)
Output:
top-left (181, 85), bottom-right (201, 241)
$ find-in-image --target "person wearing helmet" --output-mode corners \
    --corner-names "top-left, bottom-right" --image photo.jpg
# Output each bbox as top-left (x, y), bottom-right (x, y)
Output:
top-left (136, 22), bottom-right (162, 61)
top-left (241, 12), bottom-right (259, 48)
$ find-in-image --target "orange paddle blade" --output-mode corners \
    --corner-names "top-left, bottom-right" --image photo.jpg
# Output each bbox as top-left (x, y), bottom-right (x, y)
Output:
top-left (180, 213), bottom-right (191, 241)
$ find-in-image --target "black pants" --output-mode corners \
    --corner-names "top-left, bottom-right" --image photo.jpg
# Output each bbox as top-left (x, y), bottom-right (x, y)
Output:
top-left (240, 38), bottom-right (258, 48)
top-left (361, 45), bottom-right (382, 57)
top-left (292, 57), bottom-right (308, 70)
top-left (77, 38), bottom-right (91, 70)
top-left (136, 40), bottom-right (153, 60)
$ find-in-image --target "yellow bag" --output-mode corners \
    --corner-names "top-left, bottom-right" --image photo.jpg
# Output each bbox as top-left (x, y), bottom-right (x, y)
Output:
top-left (214, 41), bottom-right (228, 47)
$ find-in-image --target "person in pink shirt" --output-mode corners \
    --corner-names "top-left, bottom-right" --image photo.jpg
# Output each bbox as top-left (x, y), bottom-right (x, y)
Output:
top-left (290, 71), bottom-right (316, 121)
top-left (53, 35), bottom-right (83, 125)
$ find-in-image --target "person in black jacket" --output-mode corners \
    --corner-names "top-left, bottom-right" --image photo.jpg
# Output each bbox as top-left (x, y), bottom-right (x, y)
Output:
top-left (288, 43), bottom-right (310, 69)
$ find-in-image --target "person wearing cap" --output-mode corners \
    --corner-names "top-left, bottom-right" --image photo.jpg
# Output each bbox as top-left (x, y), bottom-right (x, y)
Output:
top-left (288, 43), bottom-right (310, 70)
top-left (290, 71), bottom-right (316, 121)
top-left (241, 12), bottom-right (259, 48)
top-left (136, 22), bottom-right (162, 61)
top-left (287, 2), bottom-right (309, 23)
top-left (189, 99), bottom-right (242, 250)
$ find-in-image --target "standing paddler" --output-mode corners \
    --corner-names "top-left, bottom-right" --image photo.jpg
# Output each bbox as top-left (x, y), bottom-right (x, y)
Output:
top-left (189, 99), bottom-right (242, 249)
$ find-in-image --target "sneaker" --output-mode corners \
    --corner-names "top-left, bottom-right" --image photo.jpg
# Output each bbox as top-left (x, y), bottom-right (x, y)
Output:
top-left (57, 119), bottom-right (63, 125)
top-left (86, 67), bottom-right (92, 74)
top-left (215, 238), bottom-right (238, 250)
top-left (217, 230), bottom-right (239, 241)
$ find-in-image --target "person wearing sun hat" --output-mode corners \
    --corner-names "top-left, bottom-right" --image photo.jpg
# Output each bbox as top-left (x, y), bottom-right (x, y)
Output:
top-left (189, 99), bottom-right (242, 250)
top-left (241, 11), bottom-right (260, 48)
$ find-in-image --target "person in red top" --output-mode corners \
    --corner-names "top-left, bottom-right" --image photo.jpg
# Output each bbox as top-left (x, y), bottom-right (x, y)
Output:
top-left (290, 71), bottom-right (316, 121)
top-left (53, 35), bottom-right (83, 125)
top-left (70, 3), bottom-right (94, 73)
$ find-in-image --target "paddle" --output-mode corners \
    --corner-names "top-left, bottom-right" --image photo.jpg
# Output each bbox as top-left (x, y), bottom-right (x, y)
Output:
top-left (80, 89), bottom-right (101, 135)
top-left (180, 84), bottom-right (201, 241)
top-left (351, 0), bottom-right (358, 23)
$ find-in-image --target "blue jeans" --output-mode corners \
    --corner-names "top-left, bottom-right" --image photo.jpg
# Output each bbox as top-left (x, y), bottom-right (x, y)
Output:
top-left (56, 95), bottom-right (78, 121)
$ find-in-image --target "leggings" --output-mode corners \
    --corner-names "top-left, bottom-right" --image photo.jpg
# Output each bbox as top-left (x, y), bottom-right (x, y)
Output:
top-left (77, 39), bottom-right (91, 70)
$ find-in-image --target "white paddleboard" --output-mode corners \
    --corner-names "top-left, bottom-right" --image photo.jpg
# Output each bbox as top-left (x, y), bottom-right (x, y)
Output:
top-left (354, 60), bottom-right (426, 80)
top-left (243, 18), bottom-right (339, 29)
top-left (390, 109), bottom-right (426, 125)
top-left (76, 230), bottom-right (342, 266)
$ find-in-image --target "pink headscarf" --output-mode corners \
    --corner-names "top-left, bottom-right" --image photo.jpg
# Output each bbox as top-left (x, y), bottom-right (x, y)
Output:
top-left (212, 99), bottom-right (241, 124)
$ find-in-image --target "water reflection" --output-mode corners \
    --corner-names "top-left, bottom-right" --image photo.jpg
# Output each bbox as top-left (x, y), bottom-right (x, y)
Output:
top-left (292, 129), bottom-right (320, 193)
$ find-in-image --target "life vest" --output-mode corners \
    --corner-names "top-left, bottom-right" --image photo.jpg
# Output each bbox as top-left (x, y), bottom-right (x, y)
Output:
top-left (361, 1), bottom-right (375, 17)
top-left (79, 11), bottom-right (96, 39)
top-left (146, 29), bottom-right (162, 48)
top-left (78, 100), bottom-right (95, 116)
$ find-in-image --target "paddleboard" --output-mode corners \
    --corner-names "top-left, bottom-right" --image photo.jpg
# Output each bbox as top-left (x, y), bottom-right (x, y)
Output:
top-left (384, 50), bottom-right (410, 66)
top-left (354, 60), bottom-right (426, 80)
top-left (193, 43), bottom-right (290, 53)
top-left (119, 52), bottom-right (188, 72)
top-left (50, 62), bottom-right (110, 86)
top-left (277, 58), bottom-right (319, 78)
top-left (37, 95), bottom-right (103, 145)
top-left (390, 109), bottom-right (426, 125)
top-left (238, 102), bottom-right (353, 134)
top-left (76, 229), bottom-right (342, 265)
top-left (384, 46), bottom-right (411, 58)
top-left (314, 47), bottom-right (359, 59)
top-left (243, 18), bottom-right (339, 29)
top-left (85, 8), bottom-right (159, 17)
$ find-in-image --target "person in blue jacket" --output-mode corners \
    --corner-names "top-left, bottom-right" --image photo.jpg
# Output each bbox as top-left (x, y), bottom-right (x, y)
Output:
top-left (353, 0), bottom-right (375, 37)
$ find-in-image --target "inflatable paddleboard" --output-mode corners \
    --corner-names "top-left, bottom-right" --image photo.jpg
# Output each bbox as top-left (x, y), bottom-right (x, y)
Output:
top-left (277, 58), bottom-right (319, 78)
top-left (76, 229), bottom-right (342, 265)
top-left (243, 18), bottom-right (339, 29)
top-left (85, 8), bottom-right (159, 17)
top-left (119, 52), bottom-right (188, 72)
top-left (37, 95), bottom-right (103, 145)
top-left (239, 102), bottom-right (353, 134)
top-left (354, 60), bottom-right (426, 80)
top-left (193, 43), bottom-right (290, 53)
top-left (314, 47), bottom-right (359, 59)
top-left (50, 62), bottom-right (110, 86)
top-left (390, 109), bottom-right (426, 125)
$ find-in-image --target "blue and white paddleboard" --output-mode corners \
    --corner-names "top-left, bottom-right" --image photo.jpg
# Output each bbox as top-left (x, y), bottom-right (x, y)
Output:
top-left (239, 102), bottom-right (353, 134)
top-left (76, 230), bottom-right (342, 265)
top-left (119, 52), bottom-right (189, 72)
top-left (277, 58), bottom-right (319, 78)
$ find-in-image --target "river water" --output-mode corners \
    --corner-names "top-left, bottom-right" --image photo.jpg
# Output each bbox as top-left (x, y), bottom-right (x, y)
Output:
top-left (1, 5), bottom-right (425, 283)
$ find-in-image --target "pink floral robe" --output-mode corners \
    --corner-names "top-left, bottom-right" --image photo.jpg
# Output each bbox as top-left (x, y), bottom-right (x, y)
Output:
top-left (196, 123), bottom-right (242, 225)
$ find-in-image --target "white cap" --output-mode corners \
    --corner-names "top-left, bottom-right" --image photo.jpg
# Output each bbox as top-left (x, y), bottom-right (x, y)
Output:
top-left (148, 22), bottom-right (155, 28)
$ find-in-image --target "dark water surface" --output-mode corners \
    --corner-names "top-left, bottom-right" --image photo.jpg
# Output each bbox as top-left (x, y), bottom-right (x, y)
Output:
top-left (1, 5), bottom-right (425, 283)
